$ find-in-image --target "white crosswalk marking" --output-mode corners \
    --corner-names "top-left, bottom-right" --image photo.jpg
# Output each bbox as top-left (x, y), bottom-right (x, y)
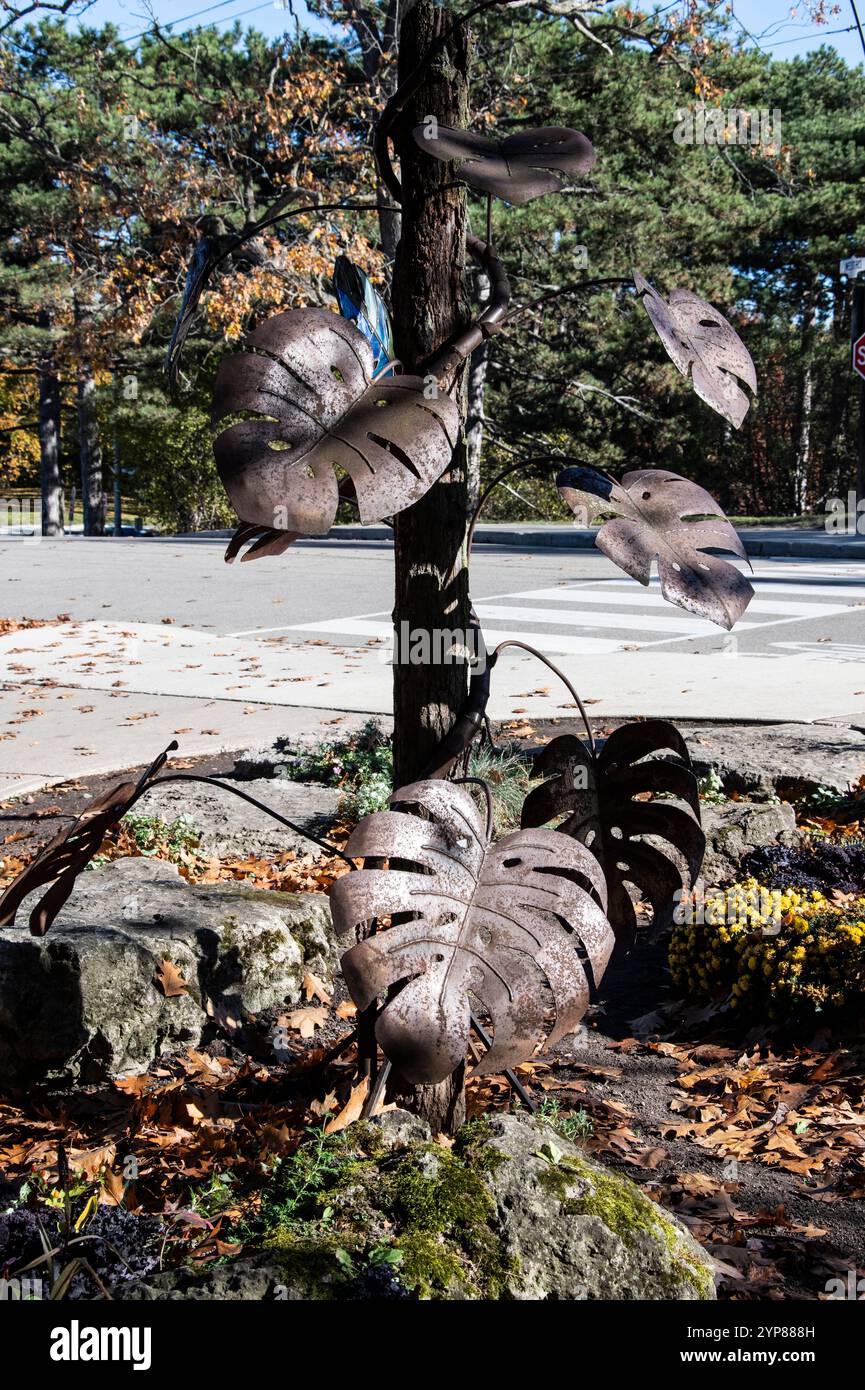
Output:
top-left (280, 568), bottom-right (865, 660)
top-left (481, 585), bottom-right (851, 617)
top-left (474, 602), bottom-right (738, 634)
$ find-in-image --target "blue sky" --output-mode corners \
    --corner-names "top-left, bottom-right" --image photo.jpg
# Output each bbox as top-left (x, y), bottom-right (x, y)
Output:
top-left (39, 0), bottom-right (865, 67)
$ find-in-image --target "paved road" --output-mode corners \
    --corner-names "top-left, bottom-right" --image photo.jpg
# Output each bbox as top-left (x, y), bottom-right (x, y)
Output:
top-left (7, 536), bottom-right (865, 655)
top-left (2, 537), bottom-right (865, 792)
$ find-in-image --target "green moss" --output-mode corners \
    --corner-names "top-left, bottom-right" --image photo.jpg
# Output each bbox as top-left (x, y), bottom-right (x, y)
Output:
top-left (537, 1152), bottom-right (713, 1300)
top-left (454, 1116), bottom-right (509, 1176)
top-left (561, 1159), bottom-right (662, 1244)
top-left (220, 915), bottom-right (239, 950)
top-left (262, 1233), bottom-right (355, 1299)
top-left (379, 1147), bottom-right (514, 1298)
top-left (247, 1124), bottom-right (514, 1300)
top-left (388, 1149), bottom-right (490, 1231)
top-left (399, 1230), bottom-right (468, 1298)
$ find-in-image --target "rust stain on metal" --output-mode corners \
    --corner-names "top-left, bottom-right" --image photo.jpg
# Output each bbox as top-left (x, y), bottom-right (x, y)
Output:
top-left (330, 778), bottom-right (614, 1086)
top-left (411, 124), bottom-right (596, 205)
top-left (633, 270), bottom-right (757, 429)
top-left (522, 721), bottom-right (705, 945)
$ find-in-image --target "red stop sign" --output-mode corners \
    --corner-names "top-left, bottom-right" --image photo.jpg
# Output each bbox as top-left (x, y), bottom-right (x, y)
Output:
top-left (855, 333), bottom-right (865, 381)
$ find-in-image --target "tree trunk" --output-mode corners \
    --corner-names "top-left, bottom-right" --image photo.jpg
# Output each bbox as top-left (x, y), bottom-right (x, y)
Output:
top-left (793, 363), bottom-right (813, 515)
top-left (77, 363), bottom-right (105, 535)
top-left (37, 346), bottom-right (63, 537)
top-left (466, 266), bottom-right (490, 512)
top-left (792, 280), bottom-right (816, 516)
top-left (388, 0), bottom-right (472, 1134)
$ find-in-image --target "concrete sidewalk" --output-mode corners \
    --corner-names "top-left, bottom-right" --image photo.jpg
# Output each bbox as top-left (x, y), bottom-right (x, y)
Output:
top-left (180, 524), bottom-right (865, 560)
top-left (2, 618), bottom-right (864, 797)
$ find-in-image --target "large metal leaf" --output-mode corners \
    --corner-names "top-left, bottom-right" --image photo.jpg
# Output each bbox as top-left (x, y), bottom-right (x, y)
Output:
top-left (522, 721), bottom-right (705, 943)
top-left (557, 465), bottom-right (753, 630)
top-left (0, 742), bottom-right (177, 936)
top-left (212, 307), bottom-right (459, 537)
top-left (634, 271), bottom-right (757, 429)
top-left (411, 125), bottom-right (596, 205)
top-left (331, 779), bottom-right (613, 1085)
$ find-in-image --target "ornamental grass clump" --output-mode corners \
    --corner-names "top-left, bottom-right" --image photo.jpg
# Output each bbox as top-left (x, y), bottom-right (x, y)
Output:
top-left (669, 878), bottom-right (865, 1021)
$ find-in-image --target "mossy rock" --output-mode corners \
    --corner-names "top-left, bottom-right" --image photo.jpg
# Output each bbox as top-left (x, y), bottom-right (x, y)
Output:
top-left (118, 1111), bottom-right (715, 1302)
top-left (479, 1113), bottom-right (715, 1301)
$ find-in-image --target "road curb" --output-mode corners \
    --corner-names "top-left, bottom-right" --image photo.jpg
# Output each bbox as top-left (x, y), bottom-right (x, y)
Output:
top-left (171, 526), bottom-right (865, 560)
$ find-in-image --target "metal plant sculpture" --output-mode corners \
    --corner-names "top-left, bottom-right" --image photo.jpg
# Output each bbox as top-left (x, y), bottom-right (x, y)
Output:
top-left (167, 1), bottom-right (759, 1091)
top-left (331, 779), bottom-right (614, 1084)
top-left (521, 720), bottom-right (705, 943)
top-left (0, 2), bottom-right (763, 1104)
top-left (212, 307), bottom-right (459, 543)
top-left (556, 466), bottom-right (753, 630)
top-left (633, 271), bottom-right (758, 430)
top-left (410, 124), bottom-right (596, 203)
top-left (0, 742), bottom-right (178, 936)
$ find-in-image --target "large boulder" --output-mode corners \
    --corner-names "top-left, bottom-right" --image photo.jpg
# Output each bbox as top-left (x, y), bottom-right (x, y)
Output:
top-left (141, 778), bottom-right (340, 860)
top-left (118, 1110), bottom-right (715, 1302)
top-left (687, 722), bottom-right (865, 800)
top-left (0, 858), bottom-right (335, 1084)
top-left (700, 800), bottom-right (798, 886)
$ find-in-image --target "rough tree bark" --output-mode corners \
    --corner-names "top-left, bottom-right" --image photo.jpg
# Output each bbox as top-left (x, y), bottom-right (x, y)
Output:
top-left (388, 0), bottom-right (472, 1134)
top-left (465, 266), bottom-right (490, 512)
top-left (792, 280), bottom-right (816, 516)
top-left (37, 314), bottom-right (64, 537)
top-left (76, 363), bottom-right (106, 535)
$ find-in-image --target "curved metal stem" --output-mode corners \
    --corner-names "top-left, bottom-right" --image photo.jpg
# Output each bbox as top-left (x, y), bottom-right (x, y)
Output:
top-left (426, 231), bottom-right (511, 391)
top-left (451, 776), bottom-right (494, 840)
top-left (491, 641), bottom-right (596, 755)
top-left (466, 459), bottom-right (562, 556)
top-left (147, 773), bottom-right (357, 867)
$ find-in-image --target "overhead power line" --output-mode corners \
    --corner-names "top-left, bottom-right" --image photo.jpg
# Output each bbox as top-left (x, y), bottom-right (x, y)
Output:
top-left (123, 0), bottom-right (283, 46)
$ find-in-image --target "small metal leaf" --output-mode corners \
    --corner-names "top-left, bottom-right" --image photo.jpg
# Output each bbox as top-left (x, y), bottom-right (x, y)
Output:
top-left (331, 779), bottom-right (614, 1085)
top-left (212, 308), bottom-right (459, 537)
top-left (333, 255), bottom-right (394, 377)
top-left (634, 271), bottom-right (757, 429)
top-left (557, 466), bottom-right (754, 630)
top-left (412, 125), bottom-right (596, 205)
top-left (0, 742), bottom-right (178, 936)
top-left (223, 521), bottom-right (301, 564)
top-left (522, 721), bottom-right (705, 943)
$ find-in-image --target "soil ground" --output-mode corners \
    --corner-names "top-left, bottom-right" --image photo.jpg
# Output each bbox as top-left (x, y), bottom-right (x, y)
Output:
top-left (2, 722), bottom-right (864, 1302)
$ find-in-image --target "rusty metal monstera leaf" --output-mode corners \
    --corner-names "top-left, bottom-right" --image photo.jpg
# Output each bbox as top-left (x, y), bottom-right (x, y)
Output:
top-left (212, 307), bottom-right (459, 537)
top-left (522, 722), bottom-right (705, 943)
top-left (411, 125), bottom-right (596, 205)
top-left (557, 466), bottom-right (753, 629)
top-left (634, 271), bottom-right (757, 429)
top-left (330, 779), bottom-right (614, 1085)
top-left (0, 741), bottom-right (177, 937)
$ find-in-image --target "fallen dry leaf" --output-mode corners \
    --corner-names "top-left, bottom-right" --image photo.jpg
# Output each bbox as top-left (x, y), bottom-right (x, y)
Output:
top-left (324, 1078), bottom-right (369, 1134)
top-left (286, 1006), bottom-right (328, 1039)
top-left (153, 959), bottom-right (190, 999)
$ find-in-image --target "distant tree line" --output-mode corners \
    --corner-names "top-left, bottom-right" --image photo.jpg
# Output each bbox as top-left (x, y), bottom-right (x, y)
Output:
top-left (0, 3), bottom-right (862, 532)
